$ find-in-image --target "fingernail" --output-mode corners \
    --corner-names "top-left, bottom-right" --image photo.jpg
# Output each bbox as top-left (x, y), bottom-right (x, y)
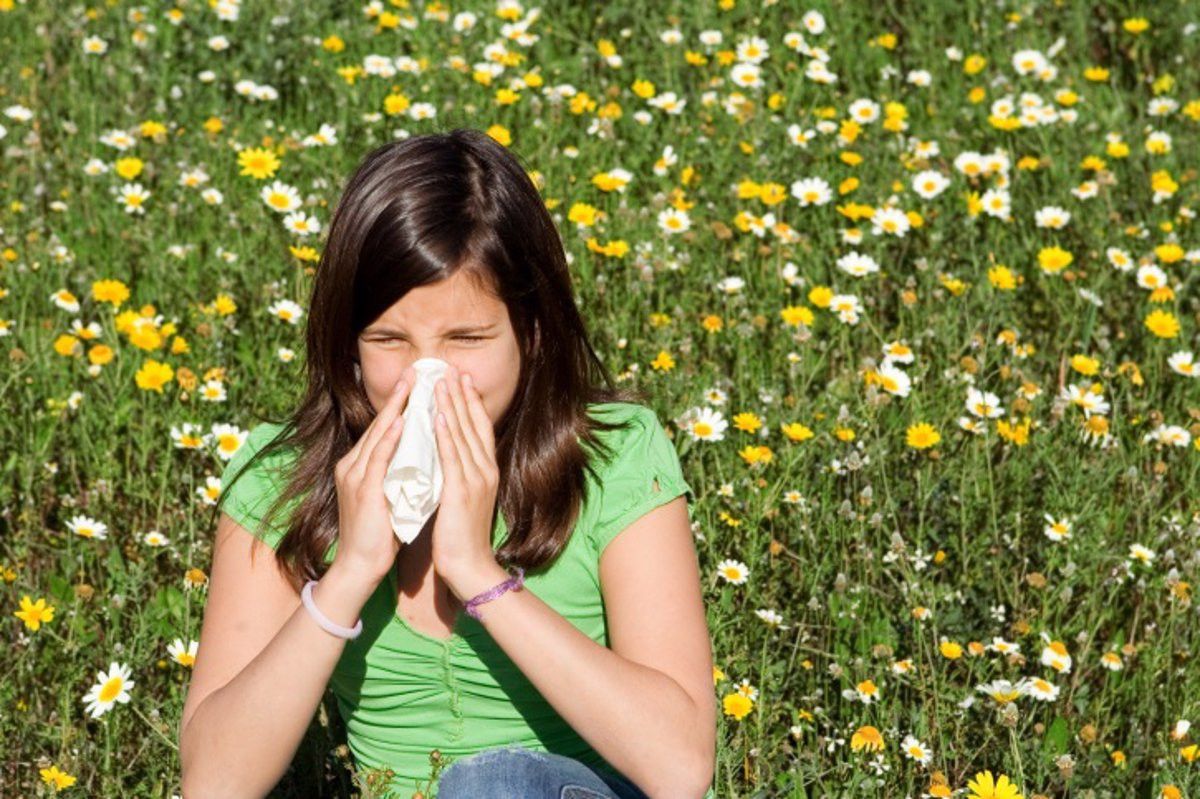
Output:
top-left (463, 373), bottom-right (473, 387)
top-left (394, 379), bottom-right (406, 393)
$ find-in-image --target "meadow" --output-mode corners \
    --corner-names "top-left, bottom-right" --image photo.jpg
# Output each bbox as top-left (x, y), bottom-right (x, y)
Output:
top-left (2, 0), bottom-right (1200, 797)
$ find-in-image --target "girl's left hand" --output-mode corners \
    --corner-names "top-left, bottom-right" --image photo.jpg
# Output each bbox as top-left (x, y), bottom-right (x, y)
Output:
top-left (430, 363), bottom-right (502, 591)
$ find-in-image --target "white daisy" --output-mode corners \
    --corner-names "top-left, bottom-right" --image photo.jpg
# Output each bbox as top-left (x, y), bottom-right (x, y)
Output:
top-left (268, 298), bottom-right (305, 324)
top-left (875, 362), bottom-right (911, 397)
top-left (1042, 514), bottom-right (1072, 542)
top-left (870, 206), bottom-right (910, 237)
top-left (836, 251), bottom-right (879, 278)
top-left (658, 207), bottom-right (691, 235)
top-left (1034, 206), bottom-right (1071, 229)
top-left (210, 423), bottom-right (248, 461)
top-left (116, 183), bottom-right (151, 215)
top-left (260, 181), bottom-right (301, 213)
top-left (678, 407), bottom-right (727, 443)
top-left (716, 559), bottom-right (750, 585)
top-left (965, 387), bottom-right (1005, 419)
top-left (167, 639), bottom-right (199, 667)
top-left (282, 211), bottom-right (321, 236)
top-left (1020, 676), bottom-right (1060, 701)
top-left (901, 734), bottom-right (931, 764)
top-left (911, 170), bottom-right (950, 199)
top-left (82, 662), bottom-right (134, 718)
top-left (790, 176), bottom-right (832, 206)
top-left (143, 530), bottom-right (170, 546)
top-left (735, 35), bottom-right (769, 64)
top-left (66, 515), bottom-right (109, 541)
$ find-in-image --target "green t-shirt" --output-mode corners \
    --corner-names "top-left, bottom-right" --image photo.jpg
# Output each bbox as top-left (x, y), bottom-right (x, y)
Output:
top-left (218, 401), bottom-right (715, 799)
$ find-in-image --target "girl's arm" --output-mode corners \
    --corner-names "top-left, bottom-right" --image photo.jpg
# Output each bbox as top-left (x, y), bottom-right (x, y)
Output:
top-left (178, 514), bottom-right (382, 798)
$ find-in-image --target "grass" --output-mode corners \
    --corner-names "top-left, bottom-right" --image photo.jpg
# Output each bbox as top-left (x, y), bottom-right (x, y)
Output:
top-left (1, 0), bottom-right (1199, 797)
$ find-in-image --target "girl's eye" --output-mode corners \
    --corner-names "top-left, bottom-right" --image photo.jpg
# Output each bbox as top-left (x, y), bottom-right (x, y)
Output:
top-left (379, 336), bottom-right (485, 343)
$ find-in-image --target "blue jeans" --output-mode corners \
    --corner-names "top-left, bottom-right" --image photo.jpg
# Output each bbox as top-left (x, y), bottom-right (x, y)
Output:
top-left (435, 744), bottom-right (650, 799)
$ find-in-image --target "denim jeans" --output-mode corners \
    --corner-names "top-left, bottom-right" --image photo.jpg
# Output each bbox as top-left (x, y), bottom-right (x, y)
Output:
top-left (435, 744), bottom-right (650, 799)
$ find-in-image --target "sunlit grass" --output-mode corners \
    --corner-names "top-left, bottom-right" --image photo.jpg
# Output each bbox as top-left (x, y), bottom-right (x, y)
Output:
top-left (2, 1), bottom-right (1199, 797)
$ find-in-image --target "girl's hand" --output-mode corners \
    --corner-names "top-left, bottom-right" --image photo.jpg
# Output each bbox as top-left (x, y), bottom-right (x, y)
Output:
top-left (430, 363), bottom-right (502, 592)
top-left (332, 367), bottom-right (415, 583)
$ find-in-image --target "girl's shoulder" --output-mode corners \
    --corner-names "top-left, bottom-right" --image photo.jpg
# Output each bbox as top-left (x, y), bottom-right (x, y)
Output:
top-left (581, 401), bottom-right (685, 478)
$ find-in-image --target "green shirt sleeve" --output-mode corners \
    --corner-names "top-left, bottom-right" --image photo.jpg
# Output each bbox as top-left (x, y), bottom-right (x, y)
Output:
top-left (586, 405), bottom-right (694, 556)
top-left (218, 421), bottom-right (293, 549)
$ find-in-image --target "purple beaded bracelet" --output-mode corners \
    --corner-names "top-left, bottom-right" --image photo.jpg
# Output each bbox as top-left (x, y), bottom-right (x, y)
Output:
top-left (463, 566), bottom-right (525, 620)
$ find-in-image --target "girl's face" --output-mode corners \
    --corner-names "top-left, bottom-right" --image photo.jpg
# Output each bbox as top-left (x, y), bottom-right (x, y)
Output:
top-left (356, 269), bottom-right (523, 427)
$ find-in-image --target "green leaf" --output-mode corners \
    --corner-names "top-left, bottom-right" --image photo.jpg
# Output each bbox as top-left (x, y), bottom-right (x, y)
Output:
top-left (1043, 715), bottom-right (1069, 756)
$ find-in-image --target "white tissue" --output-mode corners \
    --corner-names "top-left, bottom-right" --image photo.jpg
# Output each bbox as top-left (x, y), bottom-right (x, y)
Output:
top-left (382, 357), bottom-right (450, 544)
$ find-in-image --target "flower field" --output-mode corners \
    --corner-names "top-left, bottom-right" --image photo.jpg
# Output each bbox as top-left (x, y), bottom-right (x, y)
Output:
top-left (2, 0), bottom-right (1199, 797)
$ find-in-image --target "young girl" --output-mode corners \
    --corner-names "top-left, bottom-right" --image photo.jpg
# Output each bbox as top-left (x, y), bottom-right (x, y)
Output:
top-left (178, 128), bottom-right (716, 799)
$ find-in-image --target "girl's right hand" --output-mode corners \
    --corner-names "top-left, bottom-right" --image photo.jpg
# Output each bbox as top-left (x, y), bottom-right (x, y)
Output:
top-left (332, 368), bottom-right (415, 582)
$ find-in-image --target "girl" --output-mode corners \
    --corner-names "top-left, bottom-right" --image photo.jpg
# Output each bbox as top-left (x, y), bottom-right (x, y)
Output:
top-left (179, 129), bottom-right (716, 799)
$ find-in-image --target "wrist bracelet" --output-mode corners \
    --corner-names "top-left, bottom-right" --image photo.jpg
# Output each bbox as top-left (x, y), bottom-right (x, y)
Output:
top-left (301, 579), bottom-right (363, 640)
top-left (464, 566), bottom-right (525, 621)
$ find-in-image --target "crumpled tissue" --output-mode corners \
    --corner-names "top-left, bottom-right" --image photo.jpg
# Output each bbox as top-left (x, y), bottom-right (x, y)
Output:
top-left (382, 357), bottom-right (449, 544)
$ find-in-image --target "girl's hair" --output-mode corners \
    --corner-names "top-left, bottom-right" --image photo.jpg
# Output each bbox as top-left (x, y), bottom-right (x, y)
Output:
top-left (219, 128), bottom-right (648, 591)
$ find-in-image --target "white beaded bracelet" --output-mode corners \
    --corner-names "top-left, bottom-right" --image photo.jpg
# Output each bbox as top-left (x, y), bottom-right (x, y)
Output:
top-left (301, 579), bottom-right (363, 640)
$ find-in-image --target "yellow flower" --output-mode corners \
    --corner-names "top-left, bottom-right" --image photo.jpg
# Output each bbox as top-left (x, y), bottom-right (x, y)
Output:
top-left (1122, 17), bottom-right (1150, 34)
top-left (850, 725), bottom-right (884, 752)
top-left (114, 157), bottom-right (144, 181)
top-left (1144, 309), bottom-right (1180, 339)
top-left (631, 78), bottom-right (655, 99)
top-left (650, 350), bottom-right (675, 372)
top-left (237, 146), bottom-right (280, 180)
top-left (808, 286), bottom-right (834, 308)
top-left (781, 422), bottom-right (814, 442)
top-left (722, 692), bottom-right (753, 720)
top-left (568, 202), bottom-right (602, 227)
top-left (1070, 354), bottom-right (1100, 376)
top-left (136, 359), bottom-right (175, 393)
top-left (14, 596), bottom-right (55, 631)
top-left (53, 334), bottom-right (82, 357)
top-left (384, 92), bottom-right (411, 115)
top-left (906, 423), bottom-right (941, 449)
top-left (487, 125), bottom-right (512, 146)
top-left (967, 770), bottom-right (1023, 799)
top-left (733, 412), bottom-right (763, 434)
top-left (780, 305), bottom-right (814, 327)
top-left (1155, 243), bottom-right (1184, 263)
top-left (940, 640), bottom-right (964, 659)
top-left (88, 344), bottom-right (114, 365)
top-left (39, 765), bottom-right (77, 790)
top-left (92, 278), bottom-right (130, 307)
top-left (1037, 246), bottom-right (1073, 274)
top-left (988, 265), bottom-right (1018, 290)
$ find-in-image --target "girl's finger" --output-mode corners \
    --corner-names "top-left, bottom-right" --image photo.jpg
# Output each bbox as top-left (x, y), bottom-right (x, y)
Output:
top-left (434, 408), bottom-right (465, 487)
top-left (364, 411), bottom-right (406, 482)
top-left (438, 378), bottom-right (477, 477)
top-left (444, 372), bottom-right (485, 472)
top-left (353, 377), bottom-right (411, 478)
top-left (460, 373), bottom-right (495, 457)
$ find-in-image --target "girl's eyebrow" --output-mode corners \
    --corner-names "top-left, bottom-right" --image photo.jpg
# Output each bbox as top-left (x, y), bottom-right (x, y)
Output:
top-left (362, 323), bottom-right (498, 336)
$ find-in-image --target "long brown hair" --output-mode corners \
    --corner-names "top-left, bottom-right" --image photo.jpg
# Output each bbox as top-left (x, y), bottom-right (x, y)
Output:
top-left (219, 128), bottom-right (649, 591)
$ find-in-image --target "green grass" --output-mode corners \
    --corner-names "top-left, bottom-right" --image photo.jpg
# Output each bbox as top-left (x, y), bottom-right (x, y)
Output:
top-left (2, 0), bottom-right (1199, 796)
